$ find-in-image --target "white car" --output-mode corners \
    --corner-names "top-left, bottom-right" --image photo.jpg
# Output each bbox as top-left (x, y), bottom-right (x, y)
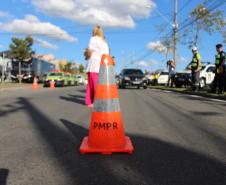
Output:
top-left (157, 71), bottom-right (169, 85)
top-left (199, 64), bottom-right (215, 88)
top-left (76, 75), bottom-right (88, 85)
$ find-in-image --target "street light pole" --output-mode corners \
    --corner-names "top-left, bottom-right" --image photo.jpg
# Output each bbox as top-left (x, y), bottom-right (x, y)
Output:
top-left (173, 0), bottom-right (178, 67)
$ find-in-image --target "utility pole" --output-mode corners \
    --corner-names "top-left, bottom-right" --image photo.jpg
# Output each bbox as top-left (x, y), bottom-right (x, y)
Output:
top-left (19, 60), bottom-right (22, 84)
top-left (173, 0), bottom-right (178, 67)
top-left (1, 52), bottom-right (5, 84)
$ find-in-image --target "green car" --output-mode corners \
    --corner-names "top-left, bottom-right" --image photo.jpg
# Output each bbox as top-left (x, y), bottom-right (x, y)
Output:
top-left (73, 75), bottom-right (79, 86)
top-left (68, 74), bottom-right (78, 86)
top-left (63, 74), bottom-right (70, 86)
top-left (66, 74), bottom-right (75, 86)
top-left (44, 72), bottom-right (65, 87)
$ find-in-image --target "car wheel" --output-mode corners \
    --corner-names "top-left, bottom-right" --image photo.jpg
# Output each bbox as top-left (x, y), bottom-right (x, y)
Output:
top-left (199, 78), bottom-right (206, 88)
top-left (143, 86), bottom-right (147, 89)
top-left (137, 86), bottom-right (140, 89)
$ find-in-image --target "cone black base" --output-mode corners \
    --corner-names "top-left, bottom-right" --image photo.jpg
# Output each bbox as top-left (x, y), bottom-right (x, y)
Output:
top-left (80, 136), bottom-right (134, 155)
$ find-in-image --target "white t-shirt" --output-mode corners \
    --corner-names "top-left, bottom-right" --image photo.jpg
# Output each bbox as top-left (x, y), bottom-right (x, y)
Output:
top-left (86, 36), bottom-right (110, 73)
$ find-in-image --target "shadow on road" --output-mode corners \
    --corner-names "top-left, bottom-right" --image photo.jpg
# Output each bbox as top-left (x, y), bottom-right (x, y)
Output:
top-left (0, 101), bottom-right (24, 117)
top-left (62, 119), bottom-right (226, 185)
top-left (0, 169), bottom-right (9, 185)
top-left (59, 94), bottom-right (85, 105)
top-left (77, 89), bottom-right (86, 93)
top-left (16, 97), bottom-right (226, 185)
top-left (191, 111), bottom-right (224, 116)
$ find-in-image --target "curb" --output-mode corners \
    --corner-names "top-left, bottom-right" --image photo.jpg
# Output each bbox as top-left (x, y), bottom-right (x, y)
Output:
top-left (0, 85), bottom-right (32, 92)
top-left (149, 86), bottom-right (226, 101)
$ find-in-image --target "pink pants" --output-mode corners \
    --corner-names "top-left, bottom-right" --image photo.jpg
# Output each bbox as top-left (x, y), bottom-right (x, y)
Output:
top-left (85, 72), bottom-right (99, 105)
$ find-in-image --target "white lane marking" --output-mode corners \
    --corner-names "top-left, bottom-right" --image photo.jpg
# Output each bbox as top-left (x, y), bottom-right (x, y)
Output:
top-left (151, 88), bottom-right (226, 103)
top-left (163, 90), bottom-right (172, 93)
top-left (182, 93), bottom-right (226, 103)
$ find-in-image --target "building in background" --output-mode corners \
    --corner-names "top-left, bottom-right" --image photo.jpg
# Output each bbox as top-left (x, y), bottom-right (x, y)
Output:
top-left (0, 51), bottom-right (12, 82)
top-left (0, 51), bottom-right (58, 83)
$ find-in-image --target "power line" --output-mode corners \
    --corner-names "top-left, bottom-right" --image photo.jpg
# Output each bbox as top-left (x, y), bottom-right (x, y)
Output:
top-left (178, 0), bottom-right (192, 14)
top-left (177, 0), bottom-right (223, 34)
top-left (162, 0), bottom-right (223, 40)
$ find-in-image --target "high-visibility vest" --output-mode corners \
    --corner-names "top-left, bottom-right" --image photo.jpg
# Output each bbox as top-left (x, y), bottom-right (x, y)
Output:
top-left (191, 53), bottom-right (201, 70)
top-left (215, 54), bottom-right (220, 65)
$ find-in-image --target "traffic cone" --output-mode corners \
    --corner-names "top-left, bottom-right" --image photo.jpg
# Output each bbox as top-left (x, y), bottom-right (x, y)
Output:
top-left (80, 54), bottom-right (134, 155)
top-left (32, 77), bottom-right (39, 90)
top-left (50, 80), bottom-right (55, 89)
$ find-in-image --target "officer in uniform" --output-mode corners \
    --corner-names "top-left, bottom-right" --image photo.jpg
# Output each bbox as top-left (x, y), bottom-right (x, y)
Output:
top-left (210, 44), bottom-right (225, 94)
top-left (190, 47), bottom-right (202, 91)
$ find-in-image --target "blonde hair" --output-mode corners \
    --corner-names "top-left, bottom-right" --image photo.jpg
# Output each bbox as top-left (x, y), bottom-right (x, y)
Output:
top-left (92, 25), bottom-right (104, 40)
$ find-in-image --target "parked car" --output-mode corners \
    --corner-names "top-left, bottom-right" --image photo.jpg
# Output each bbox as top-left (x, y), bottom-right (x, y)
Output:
top-left (199, 64), bottom-right (215, 88)
top-left (63, 74), bottom-right (70, 86)
top-left (68, 74), bottom-right (77, 86)
top-left (76, 75), bottom-right (87, 85)
top-left (174, 71), bottom-right (191, 88)
top-left (43, 72), bottom-right (65, 87)
top-left (175, 62), bottom-right (215, 88)
top-left (157, 71), bottom-right (169, 85)
top-left (149, 70), bottom-right (162, 86)
top-left (118, 68), bottom-right (148, 89)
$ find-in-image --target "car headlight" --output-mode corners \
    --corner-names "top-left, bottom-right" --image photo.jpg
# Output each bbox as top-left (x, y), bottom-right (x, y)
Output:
top-left (124, 76), bottom-right (130, 80)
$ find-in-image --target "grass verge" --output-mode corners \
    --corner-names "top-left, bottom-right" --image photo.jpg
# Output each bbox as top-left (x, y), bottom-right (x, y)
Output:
top-left (149, 85), bottom-right (226, 100)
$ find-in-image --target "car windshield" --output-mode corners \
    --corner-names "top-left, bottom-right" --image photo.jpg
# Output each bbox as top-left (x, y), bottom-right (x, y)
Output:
top-left (124, 69), bottom-right (143, 75)
top-left (48, 73), bottom-right (63, 76)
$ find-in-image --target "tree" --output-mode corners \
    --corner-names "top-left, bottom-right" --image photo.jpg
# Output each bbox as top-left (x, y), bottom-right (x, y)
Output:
top-left (79, 64), bottom-right (85, 73)
top-left (59, 61), bottom-right (74, 73)
top-left (62, 62), bottom-right (73, 73)
top-left (155, 24), bottom-right (174, 61)
top-left (161, 36), bottom-right (173, 61)
top-left (9, 36), bottom-right (34, 83)
top-left (182, 2), bottom-right (225, 48)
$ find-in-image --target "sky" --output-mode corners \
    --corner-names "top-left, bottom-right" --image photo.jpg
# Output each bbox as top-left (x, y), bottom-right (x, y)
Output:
top-left (0, 0), bottom-right (225, 73)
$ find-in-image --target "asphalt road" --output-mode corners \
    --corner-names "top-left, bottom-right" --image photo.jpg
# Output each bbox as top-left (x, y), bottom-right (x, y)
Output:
top-left (0, 86), bottom-right (226, 185)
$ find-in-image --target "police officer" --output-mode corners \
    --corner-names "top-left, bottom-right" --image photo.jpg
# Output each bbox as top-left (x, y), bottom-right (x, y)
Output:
top-left (210, 44), bottom-right (225, 94)
top-left (190, 47), bottom-right (202, 91)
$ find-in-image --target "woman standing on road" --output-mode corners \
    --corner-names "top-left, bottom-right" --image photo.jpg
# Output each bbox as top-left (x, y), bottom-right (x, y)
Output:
top-left (84, 25), bottom-right (109, 107)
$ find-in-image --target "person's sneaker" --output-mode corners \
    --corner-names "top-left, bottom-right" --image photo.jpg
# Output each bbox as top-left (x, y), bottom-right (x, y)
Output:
top-left (87, 104), bottom-right (94, 108)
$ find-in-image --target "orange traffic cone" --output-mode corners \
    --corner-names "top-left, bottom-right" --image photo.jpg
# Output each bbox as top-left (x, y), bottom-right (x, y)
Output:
top-left (50, 80), bottom-right (55, 89)
top-left (32, 77), bottom-right (39, 90)
top-left (80, 54), bottom-right (134, 154)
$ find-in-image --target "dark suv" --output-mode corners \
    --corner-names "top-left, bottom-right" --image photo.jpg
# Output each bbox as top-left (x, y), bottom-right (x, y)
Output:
top-left (118, 68), bottom-right (147, 89)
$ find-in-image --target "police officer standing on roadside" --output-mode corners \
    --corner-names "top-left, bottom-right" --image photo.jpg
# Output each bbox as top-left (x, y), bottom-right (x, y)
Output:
top-left (190, 47), bottom-right (202, 91)
top-left (210, 44), bottom-right (225, 94)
